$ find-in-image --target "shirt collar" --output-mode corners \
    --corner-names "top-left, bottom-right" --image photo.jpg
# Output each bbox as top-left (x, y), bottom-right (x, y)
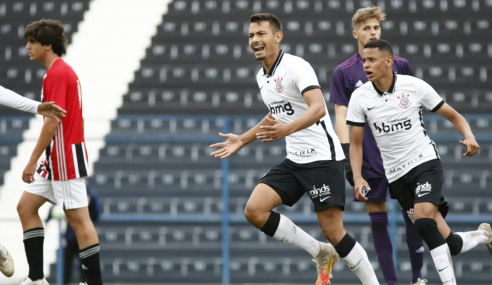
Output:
top-left (263, 50), bottom-right (284, 76)
top-left (372, 72), bottom-right (397, 96)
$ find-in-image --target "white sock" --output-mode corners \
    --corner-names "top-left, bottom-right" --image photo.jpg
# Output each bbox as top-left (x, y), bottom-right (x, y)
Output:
top-left (342, 242), bottom-right (379, 285)
top-left (272, 214), bottom-right (320, 258)
top-left (456, 230), bottom-right (491, 253)
top-left (430, 244), bottom-right (456, 285)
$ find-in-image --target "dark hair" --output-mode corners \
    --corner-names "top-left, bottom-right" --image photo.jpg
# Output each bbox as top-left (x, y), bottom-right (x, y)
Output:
top-left (24, 19), bottom-right (67, 56)
top-left (249, 13), bottom-right (282, 32)
top-left (364, 39), bottom-right (393, 56)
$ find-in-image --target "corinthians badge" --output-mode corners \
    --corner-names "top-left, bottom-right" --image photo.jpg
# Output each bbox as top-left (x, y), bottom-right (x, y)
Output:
top-left (398, 94), bottom-right (411, 109)
top-left (274, 77), bottom-right (284, 93)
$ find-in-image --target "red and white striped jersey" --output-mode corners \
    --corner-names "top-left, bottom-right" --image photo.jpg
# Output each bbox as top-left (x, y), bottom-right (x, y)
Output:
top-left (37, 58), bottom-right (89, 181)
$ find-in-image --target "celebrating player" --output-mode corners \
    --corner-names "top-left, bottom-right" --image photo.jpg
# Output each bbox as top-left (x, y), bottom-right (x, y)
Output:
top-left (211, 13), bottom-right (380, 285)
top-left (329, 7), bottom-right (425, 285)
top-left (16, 19), bottom-right (102, 285)
top-left (347, 39), bottom-right (492, 285)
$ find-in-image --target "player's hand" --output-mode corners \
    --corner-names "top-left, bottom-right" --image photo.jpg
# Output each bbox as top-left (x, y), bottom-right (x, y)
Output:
top-left (256, 117), bottom-right (292, 142)
top-left (38, 102), bottom-right (67, 121)
top-left (22, 161), bottom-right (37, 184)
top-left (342, 144), bottom-right (372, 186)
top-left (210, 132), bottom-right (244, 159)
top-left (354, 177), bottom-right (370, 202)
top-left (460, 136), bottom-right (480, 157)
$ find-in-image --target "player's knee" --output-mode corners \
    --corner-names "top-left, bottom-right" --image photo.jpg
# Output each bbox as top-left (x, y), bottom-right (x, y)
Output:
top-left (446, 233), bottom-right (463, 256)
top-left (16, 201), bottom-right (31, 218)
top-left (244, 204), bottom-right (265, 227)
top-left (415, 218), bottom-right (436, 235)
top-left (65, 212), bottom-right (84, 229)
top-left (415, 218), bottom-right (446, 250)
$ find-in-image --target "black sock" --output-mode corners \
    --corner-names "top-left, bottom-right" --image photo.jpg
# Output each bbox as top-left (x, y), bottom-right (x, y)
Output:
top-left (415, 218), bottom-right (446, 250)
top-left (445, 231), bottom-right (463, 256)
top-left (79, 243), bottom-right (103, 285)
top-left (260, 211), bottom-right (280, 237)
top-left (23, 228), bottom-right (45, 281)
top-left (334, 233), bottom-right (357, 258)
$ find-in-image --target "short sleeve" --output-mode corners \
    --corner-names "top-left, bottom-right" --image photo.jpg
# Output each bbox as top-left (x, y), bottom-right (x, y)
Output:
top-left (417, 79), bottom-right (444, 112)
top-left (292, 59), bottom-right (321, 96)
top-left (346, 92), bottom-right (366, 126)
top-left (43, 74), bottom-right (67, 109)
top-left (329, 66), bottom-right (350, 106)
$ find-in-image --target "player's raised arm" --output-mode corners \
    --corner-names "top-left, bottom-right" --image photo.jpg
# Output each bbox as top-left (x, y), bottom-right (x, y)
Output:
top-left (435, 103), bottom-right (480, 157)
top-left (210, 113), bottom-right (274, 159)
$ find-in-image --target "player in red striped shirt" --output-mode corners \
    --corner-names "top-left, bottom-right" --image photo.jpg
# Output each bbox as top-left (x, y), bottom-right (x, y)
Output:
top-left (17, 19), bottom-right (102, 285)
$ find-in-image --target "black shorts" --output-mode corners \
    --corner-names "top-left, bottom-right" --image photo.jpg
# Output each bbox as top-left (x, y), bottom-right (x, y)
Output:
top-left (258, 159), bottom-right (345, 212)
top-left (389, 159), bottom-right (449, 223)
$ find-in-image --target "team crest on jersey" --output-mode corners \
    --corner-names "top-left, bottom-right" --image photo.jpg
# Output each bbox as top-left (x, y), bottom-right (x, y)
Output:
top-left (398, 94), bottom-right (411, 109)
top-left (274, 77), bottom-right (284, 93)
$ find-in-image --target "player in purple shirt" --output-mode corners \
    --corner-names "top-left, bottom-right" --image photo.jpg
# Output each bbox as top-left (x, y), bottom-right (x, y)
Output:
top-left (329, 7), bottom-right (425, 285)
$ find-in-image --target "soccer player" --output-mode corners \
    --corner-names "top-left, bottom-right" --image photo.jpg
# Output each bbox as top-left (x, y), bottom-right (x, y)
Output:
top-left (329, 7), bottom-right (425, 285)
top-left (16, 19), bottom-right (102, 285)
top-left (347, 39), bottom-right (492, 285)
top-left (0, 83), bottom-right (66, 278)
top-left (211, 13), bottom-right (380, 285)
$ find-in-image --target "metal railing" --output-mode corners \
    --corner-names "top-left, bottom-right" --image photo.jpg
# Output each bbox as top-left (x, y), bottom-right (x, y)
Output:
top-left (2, 114), bottom-right (492, 284)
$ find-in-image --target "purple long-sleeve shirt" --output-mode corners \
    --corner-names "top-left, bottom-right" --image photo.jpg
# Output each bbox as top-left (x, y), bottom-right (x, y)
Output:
top-left (329, 52), bottom-right (414, 178)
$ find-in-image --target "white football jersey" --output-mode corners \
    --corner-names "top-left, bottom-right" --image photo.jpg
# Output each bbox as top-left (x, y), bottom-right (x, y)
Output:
top-left (256, 51), bottom-right (344, 164)
top-left (346, 73), bottom-right (444, 182)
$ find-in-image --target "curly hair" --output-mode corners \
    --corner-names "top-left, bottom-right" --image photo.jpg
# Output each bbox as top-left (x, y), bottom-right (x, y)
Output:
top-left (24, 19), bottom-right (67, 56)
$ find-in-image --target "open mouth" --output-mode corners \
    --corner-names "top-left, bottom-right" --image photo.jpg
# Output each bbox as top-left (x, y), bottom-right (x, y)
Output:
top-left (365, 71), bottom-right (373, 76)
top-left (253, 46), bottom-right (265, 55)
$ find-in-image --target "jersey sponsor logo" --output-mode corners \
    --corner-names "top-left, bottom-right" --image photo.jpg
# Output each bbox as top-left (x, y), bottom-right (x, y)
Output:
top-left (274, 77), bottom-right (284, 93)
top-left (389, 154), bottom-right (424, 174)
top-left (308, 184), bottom-right (331, 199)
top-left (268, 100), bottom-right (294, 115)
top-left (373, 118), bottom-right (411, 133)
top-left (416, 182), bottom-right (432, 192)
top-left (398, 94), bottom-right (411, 109)
top-left (367, 106), bottom-right (376, 111)
top-left (416, 182), bottom-right (432, 198)
top-left (355, 80), bottom-right (363, 88)
top-left (288, 147), bottom-right (317, 158)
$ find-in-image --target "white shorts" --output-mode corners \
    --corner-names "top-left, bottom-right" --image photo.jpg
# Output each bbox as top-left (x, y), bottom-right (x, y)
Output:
top-left (25, 172), bottom-right (88, 210)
